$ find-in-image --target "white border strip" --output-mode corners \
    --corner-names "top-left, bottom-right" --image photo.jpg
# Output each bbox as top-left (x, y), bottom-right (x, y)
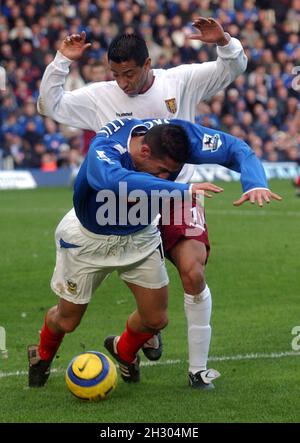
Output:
top-left (1, 351), bottom-right (299, 379)
top-left (208, 209), bottom-right (300, 217)
top-left (141, 350), bottom-right (300, 367)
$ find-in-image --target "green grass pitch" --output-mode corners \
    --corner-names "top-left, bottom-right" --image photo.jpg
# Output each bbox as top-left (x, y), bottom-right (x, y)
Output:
top-left (0, 179), bottom-right (299, 423)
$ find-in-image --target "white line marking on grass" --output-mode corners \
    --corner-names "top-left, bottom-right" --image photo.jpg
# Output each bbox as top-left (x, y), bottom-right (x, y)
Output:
top-left (208, 350), bottom-right (300, 362)
top-left (1, 208), bottom-right (300, 217)
top-left (0, 208), bottom-right (69, 214)
top-left (208, 209), bottom-right (300, 217)
top-left (0, 368), bottom-right (61, 379)
top-left (141, 359), bottom-right (181, 367)
top-left (141, 351), bottom-right (300, 367)
top-left (1, 351), bottom-right (299, 378)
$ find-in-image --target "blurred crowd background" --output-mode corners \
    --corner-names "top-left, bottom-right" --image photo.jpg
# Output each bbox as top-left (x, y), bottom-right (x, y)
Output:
top-left (0, 0), bottom-right (299, 171)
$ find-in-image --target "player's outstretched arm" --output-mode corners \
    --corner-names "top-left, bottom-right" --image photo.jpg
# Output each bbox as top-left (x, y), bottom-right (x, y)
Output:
top-left (233, 189), bottom-right (282, 207)
top-left (38, 31), bottom-right (98, 130)
top-left (59, 31), bottom-right (92, 61)
top-left (177, 17), bottom-right (247, 103)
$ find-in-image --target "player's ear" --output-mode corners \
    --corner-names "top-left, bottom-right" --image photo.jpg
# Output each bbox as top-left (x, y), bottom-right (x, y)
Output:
top-left (144, 57), bottom-right (151, 70)
top-left (140, 143), bottom-right (151, 159)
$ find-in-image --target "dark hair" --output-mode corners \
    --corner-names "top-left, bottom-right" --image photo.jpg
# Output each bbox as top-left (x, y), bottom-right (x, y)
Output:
top-left (107, 33), bottom-right (149, 67)
top-left (144, 124), bottom-right (190, 164)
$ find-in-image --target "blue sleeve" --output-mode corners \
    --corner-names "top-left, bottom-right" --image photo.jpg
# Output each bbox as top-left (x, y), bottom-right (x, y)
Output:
top-left (172, 119), bottom-right (268, 193)
top-left (87, 138), bottom-right (189, 196)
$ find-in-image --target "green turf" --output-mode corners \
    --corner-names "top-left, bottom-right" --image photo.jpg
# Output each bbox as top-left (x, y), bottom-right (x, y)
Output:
top-left (0, 180), bottom-right (299, 423)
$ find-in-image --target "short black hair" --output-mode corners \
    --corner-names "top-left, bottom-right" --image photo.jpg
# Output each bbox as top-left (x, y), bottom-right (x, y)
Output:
top-left (143, 124), bottom-right (190, 164)
top-left (107, 33), bottom-right (149, 66)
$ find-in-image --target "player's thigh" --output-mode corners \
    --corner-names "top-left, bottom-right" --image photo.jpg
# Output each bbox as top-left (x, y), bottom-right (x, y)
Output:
top-left (119, 245), bottom-right (168, 290)
top-left (160, 200), bottom-right (211, 264)
top-left (51, 248), bottom-right (111, 305)
top-left (51, 210), bottom-right (112, 304)
top-left (169, 238), bottom-right (207, 274)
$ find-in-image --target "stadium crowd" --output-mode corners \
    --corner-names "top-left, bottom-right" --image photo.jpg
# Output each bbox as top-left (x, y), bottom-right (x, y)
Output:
top-left (0, 0), bottom-right (299, 171)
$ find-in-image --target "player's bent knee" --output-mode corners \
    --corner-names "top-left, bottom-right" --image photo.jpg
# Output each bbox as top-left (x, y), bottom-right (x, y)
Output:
top-left (180, 264), bottom-right (205, 291)
top-left (143, 315), bottom-right (168, 332)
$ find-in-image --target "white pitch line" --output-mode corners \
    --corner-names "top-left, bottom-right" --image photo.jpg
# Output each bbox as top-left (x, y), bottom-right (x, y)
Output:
top-left (208, 209), bottom-right (300, 217)
top-left (1, 208), bottom-right (300, 217)
top-left (0, 208), bottom-right (69, 214)
top-left (0, 368), bottom-right (62, 379)
top-left (209, 350), bottom-right (300, 362)
top-left (141, 350), bottom-right (300, 367)
top-left (1, 351), bottom-right (299, 379)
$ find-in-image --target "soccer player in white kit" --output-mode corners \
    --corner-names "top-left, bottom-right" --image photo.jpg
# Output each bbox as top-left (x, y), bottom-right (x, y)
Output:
top-left (37, 17), bottom-right (248, 389)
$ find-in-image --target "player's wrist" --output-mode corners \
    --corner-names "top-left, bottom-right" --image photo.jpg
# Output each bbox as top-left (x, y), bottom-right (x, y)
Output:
top-left (57, 50), bottom-right (74, 63)
top-left (243, 187), bottom-right (269, 195)
top-left (217, 32), bottom-right (231, 46)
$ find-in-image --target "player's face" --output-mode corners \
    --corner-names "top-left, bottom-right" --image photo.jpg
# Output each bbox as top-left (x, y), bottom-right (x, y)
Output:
top-left (136, 155), bottom-right (182, 180)
top-left (109, 59), bottom-right (151, 96)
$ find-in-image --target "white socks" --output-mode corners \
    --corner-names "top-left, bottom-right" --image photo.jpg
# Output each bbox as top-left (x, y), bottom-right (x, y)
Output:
top-left (184, 285), bottom-right (212, 374)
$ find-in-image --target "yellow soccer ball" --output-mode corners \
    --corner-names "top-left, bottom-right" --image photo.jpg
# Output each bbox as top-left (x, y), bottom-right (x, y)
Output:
top-left (66, 351), bottom-right (117, 401)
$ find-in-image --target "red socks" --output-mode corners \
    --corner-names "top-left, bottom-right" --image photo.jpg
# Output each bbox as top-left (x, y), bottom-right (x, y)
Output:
top-left (38, 319), bottom-right (65, 361)
top-left (39, 319), bottom-right (153, 363)
top-left (117, 322), bottom-right (154, 363)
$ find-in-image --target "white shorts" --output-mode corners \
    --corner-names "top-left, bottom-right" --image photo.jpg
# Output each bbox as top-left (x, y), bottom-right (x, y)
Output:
top-left (51, 209), bottom-right (169, 304)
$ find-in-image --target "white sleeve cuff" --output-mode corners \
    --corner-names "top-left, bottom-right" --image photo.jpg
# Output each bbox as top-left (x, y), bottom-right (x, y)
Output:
top-left (216, 36), bottom-right (244, 59)
top-left (54, 51), bottom-right (73, 66)
top-left (243, 187), bottom-right (269, 195)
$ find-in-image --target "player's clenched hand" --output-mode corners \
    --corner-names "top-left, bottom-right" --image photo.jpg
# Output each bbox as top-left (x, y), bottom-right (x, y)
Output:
top-left (233, 189), bottom-right (282, 207)
top-left (59, 31), bottom-right (91, 61)
top-left (191, 182), bottom-right (224, 198)
top-left (189, 17), bottom-right (230, 46)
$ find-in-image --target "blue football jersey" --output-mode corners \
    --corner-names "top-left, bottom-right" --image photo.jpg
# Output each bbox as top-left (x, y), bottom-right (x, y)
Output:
top-left (74, 117), bottom-right (268, 235)
top-left (73, 118), bottom-right (189, 235)
top-left (140, 118), bottom-right (268, 192)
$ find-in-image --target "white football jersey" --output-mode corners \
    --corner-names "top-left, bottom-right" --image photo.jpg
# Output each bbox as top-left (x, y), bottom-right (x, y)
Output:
top-left (38, 37), bottom-right (247, 182)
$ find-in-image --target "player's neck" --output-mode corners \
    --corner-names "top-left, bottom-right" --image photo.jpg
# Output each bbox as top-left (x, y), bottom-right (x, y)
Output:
top-left (129, 136), bottom-right (142, 158)
top-left (139, 71), bottom-right (155, 94)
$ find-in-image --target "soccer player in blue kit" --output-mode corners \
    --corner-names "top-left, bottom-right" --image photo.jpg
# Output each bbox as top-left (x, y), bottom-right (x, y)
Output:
top-left (28, 117), bottom-right (281, 388)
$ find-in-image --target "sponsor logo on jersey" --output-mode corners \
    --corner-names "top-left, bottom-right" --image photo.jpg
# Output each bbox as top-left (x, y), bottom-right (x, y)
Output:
top-left (67, 280), bottom-right (77, 295)
top-left (165, 98), bottom-right (177, 114)
top-left (202, 133), bottom-right (222, 152)
top-left (96, 150), bottom-right (115, 164)
top-left (116, 112), bottom-right (133, 117)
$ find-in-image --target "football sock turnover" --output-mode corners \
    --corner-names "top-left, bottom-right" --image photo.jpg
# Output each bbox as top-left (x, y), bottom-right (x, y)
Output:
top-left (117, 321), bottom-right (154, 363)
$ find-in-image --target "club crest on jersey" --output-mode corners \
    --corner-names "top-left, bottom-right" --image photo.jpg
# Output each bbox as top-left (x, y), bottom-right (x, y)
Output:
top-left (165, 98), bottom-right (177, 114)
top-left (202, 133), bottom-right (222, 152)
top-left (67, 280), bottom-right (77, 295)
